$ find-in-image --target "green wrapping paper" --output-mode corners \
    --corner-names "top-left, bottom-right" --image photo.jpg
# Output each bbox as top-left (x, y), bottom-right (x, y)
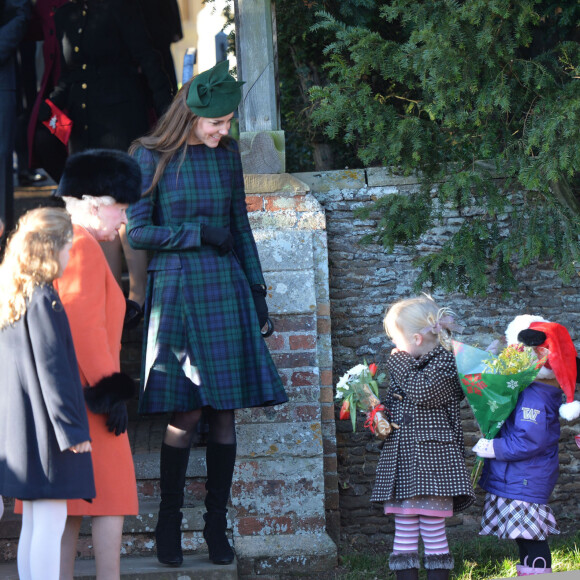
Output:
top-left (452, 340), bottom-right (545, 486)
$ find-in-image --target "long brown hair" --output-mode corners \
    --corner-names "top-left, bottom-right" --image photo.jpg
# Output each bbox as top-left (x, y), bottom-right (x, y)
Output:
top-left (129, 78), bottom-right (232, 196)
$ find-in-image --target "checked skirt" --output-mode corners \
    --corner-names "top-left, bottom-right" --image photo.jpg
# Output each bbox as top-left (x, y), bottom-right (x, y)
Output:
top-left (479, 493), bottom-right (560, 540)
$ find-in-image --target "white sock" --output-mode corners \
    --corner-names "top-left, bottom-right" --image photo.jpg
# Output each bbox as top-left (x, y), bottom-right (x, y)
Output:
top-left (18, 499), bottom-right (67, 580)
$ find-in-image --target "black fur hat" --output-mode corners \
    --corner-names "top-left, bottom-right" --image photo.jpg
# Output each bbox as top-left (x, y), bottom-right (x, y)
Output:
top-left (55, 149), bottom-right (142, 204)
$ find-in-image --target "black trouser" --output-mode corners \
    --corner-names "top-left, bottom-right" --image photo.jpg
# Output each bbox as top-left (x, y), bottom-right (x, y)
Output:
top-left (516, 538), bottom-right (551, 568)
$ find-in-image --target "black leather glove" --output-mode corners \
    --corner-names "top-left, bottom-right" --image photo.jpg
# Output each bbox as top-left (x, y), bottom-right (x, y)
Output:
top-left (251, 284), bottom-right (269, 329)
top-left (201, 224), bottom-right (233, 255)
top-left (38, 100), bottom-right (52, 122)
top-left (106, 401), bottom-right (129, 436)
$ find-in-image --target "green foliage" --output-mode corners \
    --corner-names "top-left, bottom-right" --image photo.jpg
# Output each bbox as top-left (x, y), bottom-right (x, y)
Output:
top-left (206, 0), bottom-right (364, 171)
top-left (274, 0), bottom-right (376, 171)
top-left (309, 0), bottom-right (580, 295)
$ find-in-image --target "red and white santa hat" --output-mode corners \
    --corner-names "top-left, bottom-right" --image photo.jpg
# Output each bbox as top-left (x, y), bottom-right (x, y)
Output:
top-left (505, 315), bottom-right (554, 380)
top-left (506, 315), bottom-right (580, 421)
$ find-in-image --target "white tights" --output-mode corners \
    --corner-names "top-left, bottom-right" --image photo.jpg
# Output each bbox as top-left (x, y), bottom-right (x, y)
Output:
top-left (18, 499), bottom-right (67, 580)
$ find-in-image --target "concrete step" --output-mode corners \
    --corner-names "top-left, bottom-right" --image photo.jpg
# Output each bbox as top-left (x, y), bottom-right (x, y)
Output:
top-left (0, 554), bottom-right (237, 579)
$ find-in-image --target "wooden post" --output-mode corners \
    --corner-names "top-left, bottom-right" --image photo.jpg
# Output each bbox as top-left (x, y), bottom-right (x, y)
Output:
top-left (234, 0), bottom-right (285, 173)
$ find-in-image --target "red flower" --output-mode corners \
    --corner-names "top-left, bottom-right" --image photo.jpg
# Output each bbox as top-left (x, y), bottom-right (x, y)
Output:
top-left (368, 363), bottom-right (378, 377)
top-left (339, 399), bottom-right (350, 420)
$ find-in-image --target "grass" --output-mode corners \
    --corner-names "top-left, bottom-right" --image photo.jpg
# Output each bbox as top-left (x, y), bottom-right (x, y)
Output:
top-left (334, 532), bottom-right (580, 579)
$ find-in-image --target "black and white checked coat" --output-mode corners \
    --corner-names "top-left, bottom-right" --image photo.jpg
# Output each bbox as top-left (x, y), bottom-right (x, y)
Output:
top-left (371, 345), bottom-right (475, 512)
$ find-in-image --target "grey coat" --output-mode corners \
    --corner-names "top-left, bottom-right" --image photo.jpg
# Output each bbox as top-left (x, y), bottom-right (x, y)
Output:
top-left (0, 285), bottom-right (95, 500)
top-left (370, 345), bottom-right (475, 512)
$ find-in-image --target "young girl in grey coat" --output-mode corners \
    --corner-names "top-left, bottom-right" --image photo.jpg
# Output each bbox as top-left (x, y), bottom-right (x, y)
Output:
top-left (371, 295), bottom-right (474, 580)
top-left (0, 208), bottom-right (95, 580)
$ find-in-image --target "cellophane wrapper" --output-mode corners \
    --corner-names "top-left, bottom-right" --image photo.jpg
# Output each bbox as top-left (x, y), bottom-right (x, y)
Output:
top-left (359, 383), bottom-right (393, 440)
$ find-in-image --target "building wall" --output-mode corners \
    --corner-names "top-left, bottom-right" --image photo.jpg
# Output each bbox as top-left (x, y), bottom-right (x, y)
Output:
top-left (292, 167), bottom-right (580, 547)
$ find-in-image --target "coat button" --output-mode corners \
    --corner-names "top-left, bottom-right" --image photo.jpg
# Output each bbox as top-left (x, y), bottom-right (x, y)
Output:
top-left (81, 103), bottom-right (86, 109)
top-left (74, 46), bottom-right (79, 52)
top-left (82, 83), bottom-right (87, 89)
top-left (82, 64), bottom-right (87, 70)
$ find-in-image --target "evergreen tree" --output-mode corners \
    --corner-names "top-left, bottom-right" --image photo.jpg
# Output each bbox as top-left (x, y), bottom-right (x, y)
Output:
top-left (213, 0), bottom-right (367, 170)
top-left (309, 0), bottom-right (580, 295)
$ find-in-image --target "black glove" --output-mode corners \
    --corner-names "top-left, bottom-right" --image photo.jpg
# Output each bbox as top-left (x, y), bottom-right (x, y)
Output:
top-left (84, 372), bottom-right (134, 436)
top-left (38, 100), bottom-right (52, 122)
top-left (251, 284), bottom-right (269, 329)
top-left (106, 401), bottom-right (129, 436)
top-left (201, 224), bottom-right (233, 255)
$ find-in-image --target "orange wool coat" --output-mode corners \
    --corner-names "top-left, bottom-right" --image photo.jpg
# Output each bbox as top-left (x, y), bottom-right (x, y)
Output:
top-left (53, 225), bottom-right (138, 516)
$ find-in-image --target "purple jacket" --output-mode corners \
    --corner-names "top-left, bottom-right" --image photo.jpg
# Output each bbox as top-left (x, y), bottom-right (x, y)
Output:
top-left (478, 381), bottom-right (562, 504)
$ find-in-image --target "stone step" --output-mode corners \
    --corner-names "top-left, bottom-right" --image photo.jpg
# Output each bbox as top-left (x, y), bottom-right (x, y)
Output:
top-left (0, 554), bottom-right (237, 579)
top-left (0, 503), bottom-right (234, 561)
top-left (0, 494), bottom-right (234, 561)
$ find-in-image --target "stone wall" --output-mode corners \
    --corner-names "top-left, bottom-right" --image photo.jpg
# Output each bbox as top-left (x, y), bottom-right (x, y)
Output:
top-left (292, 167), bottom-right (580, 547)
top-left (234, 174), bottom-right (337, 577)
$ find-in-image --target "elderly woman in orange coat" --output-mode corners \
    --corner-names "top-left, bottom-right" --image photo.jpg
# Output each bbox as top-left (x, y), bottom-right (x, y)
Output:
top-left (53, 150), bottom-right (141, 579)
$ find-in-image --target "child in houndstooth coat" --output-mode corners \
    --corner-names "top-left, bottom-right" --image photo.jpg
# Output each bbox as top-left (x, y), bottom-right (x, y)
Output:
top-left (371, 295), bottom-right (474, 580)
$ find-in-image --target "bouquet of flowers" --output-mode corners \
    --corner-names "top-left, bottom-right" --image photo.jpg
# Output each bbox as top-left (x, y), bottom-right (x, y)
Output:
top-left (453, 340), bottom-right (546, 486)
top-left (335, 361), bottom-right (397, 439)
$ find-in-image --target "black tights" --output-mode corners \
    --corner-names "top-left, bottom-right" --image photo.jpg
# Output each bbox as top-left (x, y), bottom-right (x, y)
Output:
top-left (516, 538), bottom-right (551, 568)
top-left (165, 408), bottom-right (236, 448)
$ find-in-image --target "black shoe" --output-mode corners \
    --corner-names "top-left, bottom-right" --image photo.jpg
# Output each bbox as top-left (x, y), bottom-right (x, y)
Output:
top-left (203, 512), bottom-right (234, 565)
top-left (18, 171), bottom-right (47, 187)
top-left (124, 299), bottom-right (143, 330)
top-left (156, 512), bottom-right (184, 566)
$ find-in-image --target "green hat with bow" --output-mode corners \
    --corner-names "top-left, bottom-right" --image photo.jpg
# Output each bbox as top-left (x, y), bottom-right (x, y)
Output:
top-left (186, 60), bottom-right (245, 118)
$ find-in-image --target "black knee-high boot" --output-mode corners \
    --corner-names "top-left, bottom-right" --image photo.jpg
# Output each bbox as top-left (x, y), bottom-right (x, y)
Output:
top-left (203, 441), bottom-right (236, 565)
top-left (156, 443), bottom-right (191, 566)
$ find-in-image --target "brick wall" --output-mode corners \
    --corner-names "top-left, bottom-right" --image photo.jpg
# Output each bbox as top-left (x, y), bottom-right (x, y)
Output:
top-left (293, 167), bottom-right (580, 547)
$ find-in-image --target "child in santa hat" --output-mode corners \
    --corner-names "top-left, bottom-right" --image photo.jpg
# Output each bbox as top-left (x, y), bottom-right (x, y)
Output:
top-left (472, 315), bottom-right (579, 576)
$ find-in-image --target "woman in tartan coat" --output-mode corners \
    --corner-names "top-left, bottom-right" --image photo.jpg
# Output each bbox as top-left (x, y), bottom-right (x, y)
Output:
top-left (127, 61), bottom-right (287, 568)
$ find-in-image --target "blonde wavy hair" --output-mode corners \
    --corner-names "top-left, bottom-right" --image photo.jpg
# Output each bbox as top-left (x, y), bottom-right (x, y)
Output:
top-left (0, 207), bottom-right (73, 329)
top-left (384, 294), bottom-right (457, 351)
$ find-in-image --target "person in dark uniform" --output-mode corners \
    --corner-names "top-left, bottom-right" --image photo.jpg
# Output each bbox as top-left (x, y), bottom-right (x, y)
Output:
top-left (0, 0), bottom-right (30, 237)
top-left (43, 0), bottom-right (172, 154)
top-left (38, 0), bottom-right (175, 328)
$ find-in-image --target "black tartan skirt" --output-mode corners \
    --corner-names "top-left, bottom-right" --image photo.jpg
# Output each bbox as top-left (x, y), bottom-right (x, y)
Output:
top-left (479, 493), bottom-right (560, 541)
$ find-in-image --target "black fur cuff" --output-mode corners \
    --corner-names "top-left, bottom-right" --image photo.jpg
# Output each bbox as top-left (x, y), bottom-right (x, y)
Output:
top-left (389, 552), bottom-right (420, 570)
top-left (424, 553), bottom-right (455, 570)
top-left (84, 372), bottom-right (136, 414)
